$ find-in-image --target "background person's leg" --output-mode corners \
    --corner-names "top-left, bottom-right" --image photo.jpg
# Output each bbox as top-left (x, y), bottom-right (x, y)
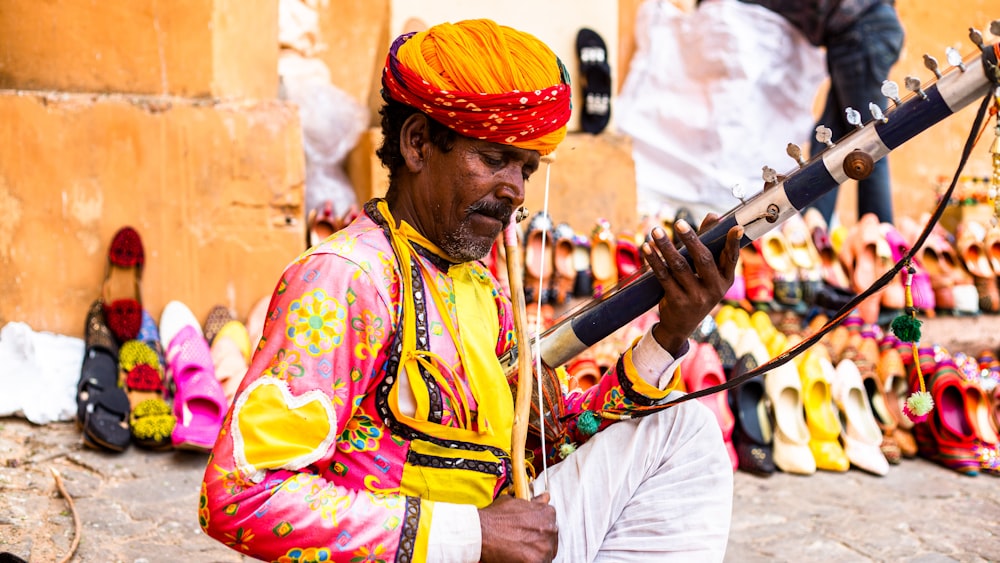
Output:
top-left (814, 4), bottom-right (904, 225)
top-left (808, 84), bottom-right (845, 227)
top-left (851, 4), bottom-right (904, 223)
top-left (536, 395), bottom-right (733, 562)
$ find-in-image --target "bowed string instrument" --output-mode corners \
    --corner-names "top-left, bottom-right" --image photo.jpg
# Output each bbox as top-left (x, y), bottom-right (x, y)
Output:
top-left (503, 21), bottom-right (1000, 499)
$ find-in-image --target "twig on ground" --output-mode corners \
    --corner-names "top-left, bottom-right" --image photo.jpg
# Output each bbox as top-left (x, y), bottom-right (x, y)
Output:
top-left (26, 451), bottom-right (68, 465)
top-left (49, 467), bottom-right (80, 563)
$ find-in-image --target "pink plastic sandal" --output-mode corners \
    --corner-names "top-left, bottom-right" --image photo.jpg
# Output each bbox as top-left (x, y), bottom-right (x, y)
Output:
top-left (882, 223), bottom-right (935, 314)
top-left (167, 325), bottom-right (227, 451)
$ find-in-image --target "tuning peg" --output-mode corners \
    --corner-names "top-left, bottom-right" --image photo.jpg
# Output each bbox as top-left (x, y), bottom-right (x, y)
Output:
top-left (731, 183), bottom-right (747, 204)
top-left (845, 107), bottom-right (863, 129)
top-left (869, 102), bottom-right (888, 124)
top-left (905, 76), bottom-right (928, 100)
top-left (970, 27), bottom-right (986, 51)
top-left (785, 143), bottom-right (807, 167)
top-left (761, 166), bottom-right (778, 185)
top-left (990, 20), bottom-right (1000, 38)
top-left (815, 125), bottom-right (834, 148)
top-left (946, 46), bottom-right (967, 72)
top-left (923, 54), bottom-right (943, 79)
top-left (881, 80), bottom-right (902, 107)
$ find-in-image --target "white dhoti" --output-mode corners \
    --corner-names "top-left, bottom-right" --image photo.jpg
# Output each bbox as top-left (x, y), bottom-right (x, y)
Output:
top-left (536, 394), bottom-right (734, 562)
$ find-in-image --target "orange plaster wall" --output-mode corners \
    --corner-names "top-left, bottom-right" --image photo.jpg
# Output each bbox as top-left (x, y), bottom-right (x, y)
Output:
top-left (881, 1), bottom-right (997, 223)
top-left (0, 0), bottom-right (278, 99)
top-left (313, 0), bottom-right (392, 122)
top-left (0, 94), bottom-right (304, 337)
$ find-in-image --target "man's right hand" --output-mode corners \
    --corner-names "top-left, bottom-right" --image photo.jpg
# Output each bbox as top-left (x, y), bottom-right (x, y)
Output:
top-left (479, 492), bottom-right (558, 563)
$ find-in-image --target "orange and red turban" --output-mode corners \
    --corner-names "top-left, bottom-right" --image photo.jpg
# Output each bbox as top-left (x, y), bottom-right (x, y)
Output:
top-left (382, 19), bottom-right (571, 156)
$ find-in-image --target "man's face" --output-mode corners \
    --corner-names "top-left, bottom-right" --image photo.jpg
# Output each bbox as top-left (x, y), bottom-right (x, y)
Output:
top-left (417, 135), bottom-right (541, 262)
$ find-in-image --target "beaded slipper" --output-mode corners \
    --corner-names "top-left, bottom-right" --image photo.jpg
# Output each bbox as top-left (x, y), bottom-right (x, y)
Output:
top-left (119, 340), bottom-right (176, 450)
top-left (102, 227), bottom-right (145, 343)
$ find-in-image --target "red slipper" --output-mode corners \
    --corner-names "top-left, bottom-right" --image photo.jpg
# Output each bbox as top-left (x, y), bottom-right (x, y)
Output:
top-left (566, 357), bottom-right (601, 392)
top-left (615, 237), bottom-right (642, 281)
top-left (102, 226), bottom-right (144, 343)
top-left (681, 342), bottom-right (737, 470)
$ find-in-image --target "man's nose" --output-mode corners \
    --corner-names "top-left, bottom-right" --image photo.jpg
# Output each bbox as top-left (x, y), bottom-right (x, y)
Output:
top-left (496, 166), bottom-right (526, 205)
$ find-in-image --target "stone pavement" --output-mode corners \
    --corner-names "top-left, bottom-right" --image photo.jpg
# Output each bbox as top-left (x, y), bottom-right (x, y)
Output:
top-left (0, 417), bottom-right (997, 563)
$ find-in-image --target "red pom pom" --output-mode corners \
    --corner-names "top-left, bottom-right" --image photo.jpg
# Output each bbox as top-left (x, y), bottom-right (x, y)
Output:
top-left (126, 364), bottom-right (163, 393)
top-left (108, 227), bottom-right (145, 268)
top-left (104, 299), bottom-right (142, 342)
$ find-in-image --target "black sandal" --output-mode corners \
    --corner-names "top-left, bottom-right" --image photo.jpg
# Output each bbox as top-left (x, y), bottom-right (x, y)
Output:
top-left (82, 390), bottom-right (131, 452)
top-left (78, 300), bottom-right (130, 452)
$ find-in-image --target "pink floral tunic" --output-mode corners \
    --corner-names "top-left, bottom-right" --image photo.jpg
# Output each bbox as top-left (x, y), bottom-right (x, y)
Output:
top-left (200, 202), bottom-right (676, 562)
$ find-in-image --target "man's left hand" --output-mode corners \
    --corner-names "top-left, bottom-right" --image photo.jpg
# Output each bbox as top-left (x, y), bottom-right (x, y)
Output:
top-left (643, 215), bottom-right (742, 356)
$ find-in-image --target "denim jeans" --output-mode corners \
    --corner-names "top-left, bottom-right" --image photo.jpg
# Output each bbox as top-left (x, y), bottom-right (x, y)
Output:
top-left (808, 2), bottom-right (904, 226)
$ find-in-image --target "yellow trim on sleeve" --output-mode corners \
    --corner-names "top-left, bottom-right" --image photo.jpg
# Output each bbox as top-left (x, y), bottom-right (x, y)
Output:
top-left (621, 344), bottom-right (679, 400)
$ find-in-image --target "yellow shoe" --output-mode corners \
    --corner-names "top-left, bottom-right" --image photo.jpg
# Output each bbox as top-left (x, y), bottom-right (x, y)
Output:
top-left (765, 363), bottom-right (816, 475)
top-left (799, 350), bottom-right (850, 472)
top-left (714, 304), bottom-right (738, 328)
top-left (766, 331), bottom-right (789, 359)
top-left (750, 309), bottom-right (774, 335)
top-left (717, 304), bottom-right (751, 331)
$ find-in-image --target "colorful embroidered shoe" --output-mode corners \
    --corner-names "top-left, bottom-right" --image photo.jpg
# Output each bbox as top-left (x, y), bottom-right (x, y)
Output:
top-left (958, 363), bottom-right (1000, 476)
top-left (913, 360), bottom-right (981, 476)
top-left (877, 339), bottom-right (917, 458)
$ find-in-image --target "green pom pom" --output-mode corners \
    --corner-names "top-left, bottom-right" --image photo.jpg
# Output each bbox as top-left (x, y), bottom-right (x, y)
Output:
top-left (906, 391), bottom-right (934, 416)
top-left (890, 314), bottom-right (922, 343)
top-left (558, 442), bottom-right (578, 459)
top-left (577, 410), bottom-right (600, 436)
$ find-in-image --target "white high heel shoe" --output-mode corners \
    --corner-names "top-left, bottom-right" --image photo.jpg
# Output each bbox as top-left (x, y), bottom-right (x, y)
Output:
top-left (832, 358), bottom-right (890, 476)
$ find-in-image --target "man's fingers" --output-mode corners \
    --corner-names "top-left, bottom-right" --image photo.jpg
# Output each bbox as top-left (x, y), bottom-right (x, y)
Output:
top-left (646, 227), bottom-right (689, 288)
top-left (672, 219), bottom-right (719, 283)
top-left (531, 492), bottom-right (551, 505)
top-left (699, 213), bottom-right (720, 234)
top-left (719, 226), bottom-right (744, 288)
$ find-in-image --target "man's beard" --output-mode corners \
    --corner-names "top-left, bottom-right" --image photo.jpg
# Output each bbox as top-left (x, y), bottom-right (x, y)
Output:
top-left (440, 201), bottom-right (513, 262)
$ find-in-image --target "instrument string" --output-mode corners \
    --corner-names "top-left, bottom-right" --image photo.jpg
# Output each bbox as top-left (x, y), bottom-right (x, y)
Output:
top-left (534, 157), bottom-right (554, 491)
top-left (595, 89), bottom-right (998, 420)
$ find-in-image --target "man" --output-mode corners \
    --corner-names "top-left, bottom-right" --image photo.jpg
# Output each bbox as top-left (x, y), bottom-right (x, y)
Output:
top-left (738, 0), bottom-right (904, 225)
top-left (201, 19), bottom-right (741, 562)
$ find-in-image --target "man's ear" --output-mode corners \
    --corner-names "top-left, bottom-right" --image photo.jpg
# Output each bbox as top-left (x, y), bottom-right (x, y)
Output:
top-left (399, 113), bottom-right (429, 172)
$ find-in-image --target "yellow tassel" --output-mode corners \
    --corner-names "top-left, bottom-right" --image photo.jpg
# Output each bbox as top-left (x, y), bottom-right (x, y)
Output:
top-left (598, 411), bottom-right (634, 421)
top-left (911, 342), bottom-right (926, 393)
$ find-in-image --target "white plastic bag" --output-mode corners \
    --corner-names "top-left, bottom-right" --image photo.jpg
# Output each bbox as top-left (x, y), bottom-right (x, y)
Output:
top-left (617, 0), bottom-right (826, 219)
top-left (280, 54), bottom-right (369, 219)
top-left (0, 322), bottom-right (83, 425)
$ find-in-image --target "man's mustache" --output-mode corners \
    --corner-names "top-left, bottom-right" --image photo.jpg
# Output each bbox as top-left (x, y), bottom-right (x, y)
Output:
top-left (468, 201), bottom-right (514, 225)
